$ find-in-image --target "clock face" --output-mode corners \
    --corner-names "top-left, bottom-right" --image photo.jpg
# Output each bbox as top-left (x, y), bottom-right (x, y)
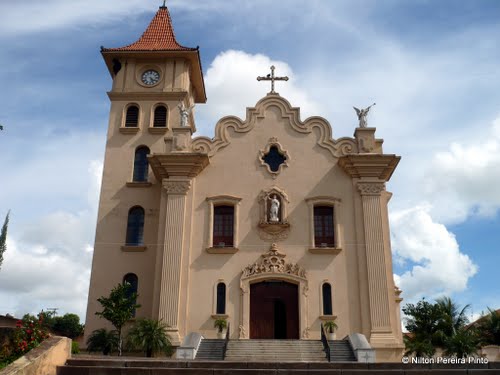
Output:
top-left (141, 70), bottom-right (160, 86)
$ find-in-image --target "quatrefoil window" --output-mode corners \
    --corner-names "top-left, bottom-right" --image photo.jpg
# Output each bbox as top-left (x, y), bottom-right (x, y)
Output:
top-left (264, 146), bottom-right (286, 172)
top-left (259, 138), bottom-right (290, 179)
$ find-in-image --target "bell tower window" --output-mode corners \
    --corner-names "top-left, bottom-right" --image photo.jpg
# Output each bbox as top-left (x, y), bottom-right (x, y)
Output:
top-left (125, 105), bottom-right (139, 127)
top-left (153, 105), bottom-right (168, 127)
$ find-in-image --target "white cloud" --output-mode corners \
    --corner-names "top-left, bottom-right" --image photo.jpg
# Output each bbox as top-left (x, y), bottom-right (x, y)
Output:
top-left (196, 50), bottom-right (320, 136)
top-left (0, 159), bottom-right (102, 320)
top-left (391, 206), bottom-right (478, 301)
top-left (423, 116), bottom-right (500, 224)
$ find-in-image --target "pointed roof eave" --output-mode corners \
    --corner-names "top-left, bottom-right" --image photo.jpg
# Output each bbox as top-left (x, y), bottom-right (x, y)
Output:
top-left (101, 6), bottom-right (196, 52)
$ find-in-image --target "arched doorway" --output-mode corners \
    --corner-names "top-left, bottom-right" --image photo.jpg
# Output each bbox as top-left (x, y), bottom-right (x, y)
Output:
top-left (250, 280), bottom-right (299, 339)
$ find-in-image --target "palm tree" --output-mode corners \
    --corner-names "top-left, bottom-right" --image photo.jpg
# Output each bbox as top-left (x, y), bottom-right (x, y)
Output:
top-left (443, 327), bottom-right (479, 358)
top-left (477, 308), bottom-right (500, 346)
top-left (126, 319), bottom-right (172, 357)
top-left (435, 296), bottom-right (470, 345)
top-left (86, 328), bottom-right (119, 355)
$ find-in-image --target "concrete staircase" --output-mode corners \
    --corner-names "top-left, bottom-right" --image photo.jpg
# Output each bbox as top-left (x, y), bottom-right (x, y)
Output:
top-left (329, 340), bottom-right (356, 362)
top-left (57, 357), bottom-right (500, 374)
top-left (224, 339), bottom-right (327, 362)
top-left (195, 339), bottom-right (225, 360)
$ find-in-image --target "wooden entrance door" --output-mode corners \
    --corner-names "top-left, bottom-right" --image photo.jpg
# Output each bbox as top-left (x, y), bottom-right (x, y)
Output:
top-left (250, 281), bottom-right (299, 339)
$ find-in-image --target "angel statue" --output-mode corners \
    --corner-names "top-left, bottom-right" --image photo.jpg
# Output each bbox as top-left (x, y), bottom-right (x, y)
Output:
top-left (178, 102), bottom-right (195, 127)
top-left (353, 103), bottom-right (376, 128)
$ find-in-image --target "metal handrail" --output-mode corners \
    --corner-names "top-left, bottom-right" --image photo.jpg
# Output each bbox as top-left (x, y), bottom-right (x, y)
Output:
top-left (222, 322), bottom-right (230, 360)
top-left (320, 323), bottom-right (331, 362)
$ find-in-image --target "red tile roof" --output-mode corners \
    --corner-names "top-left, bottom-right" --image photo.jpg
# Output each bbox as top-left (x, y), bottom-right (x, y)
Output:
top-left (102, 6), bottom-right (197, 52)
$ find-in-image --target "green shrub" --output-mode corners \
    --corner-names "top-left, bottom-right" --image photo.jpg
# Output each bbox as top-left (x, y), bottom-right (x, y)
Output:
top-left (86, 329), bottom-right (118, 355)
top-left (126, 319), bottom-right (172, 357)
top-left (71, 341), bottom-right (80, 354)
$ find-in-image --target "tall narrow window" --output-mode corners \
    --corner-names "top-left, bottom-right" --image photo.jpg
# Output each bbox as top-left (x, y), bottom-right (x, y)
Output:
top-left (216, 282), bottom-right (226, 315)
top-left (213, 205), bottom-right (234, 247)
top-left (123, 273), bottom-right (138, 317)
top-left (126, 206), bottom-right (145, 246)
top-left (314, 206), bottom-right (335, 247)
top-left (153, 105), bottom-right (167, 127)
top-left (322, 283), bottom-right (333, 315)
top-left (133, 146), bottom-right (149, 182)
top-left (125, 105), bottom-right (139, 127)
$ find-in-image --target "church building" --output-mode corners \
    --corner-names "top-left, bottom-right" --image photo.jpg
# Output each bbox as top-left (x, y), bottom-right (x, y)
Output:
top-left (85, 4), bottom-right (404, 362)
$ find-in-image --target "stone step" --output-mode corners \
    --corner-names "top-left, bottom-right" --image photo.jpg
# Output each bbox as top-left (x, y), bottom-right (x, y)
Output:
top-left (57, 358), bottom-right (500, 375)
top-left (225, 340), bottom-right (328, 362)
top-left (195, 338), bottom-right (226, 361)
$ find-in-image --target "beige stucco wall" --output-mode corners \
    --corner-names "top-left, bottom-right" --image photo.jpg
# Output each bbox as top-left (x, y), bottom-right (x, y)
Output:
top-left (0, 336), bottom-right (71, 375)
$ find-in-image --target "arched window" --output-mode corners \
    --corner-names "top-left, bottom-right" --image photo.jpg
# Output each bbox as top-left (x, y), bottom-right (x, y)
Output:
top-left (133, 146), bottom-right (149, 182)
top-left (216, 282), bottom-right (226, 315)
top-left (314, 206), bottom-right (335, 247)
top-left (322, 283), bottom-right (333, 315)
top-left (123, 273), bottom-right (138, 317)
top-left (213, 205), bottom-right (234, 247)
top-left (153, 105), bottom-right (168, 127)
top-left (126, 206), bottom-right (145, 246)
top-left (125, 105), bottom-right (139, 127)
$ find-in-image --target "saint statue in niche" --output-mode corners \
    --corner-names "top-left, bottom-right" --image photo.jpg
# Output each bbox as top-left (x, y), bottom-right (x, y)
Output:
top-left (269, 195), bottom-right (280, 223)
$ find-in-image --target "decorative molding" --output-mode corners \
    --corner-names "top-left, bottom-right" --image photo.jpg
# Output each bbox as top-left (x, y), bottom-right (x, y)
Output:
top-left (305, 196), bottom-right (342, 250)
top-left (257, 186), bottom-right (290, 240)
top-left (162, 180), bottom-right (191, 195)
top-left (121, 245), bottom-right (147, 252)
top-left (319, 315), bottom-right (338, 321)
top-left (239, 243), bottom-right (309, 345)
top-left (148, 127), bottom-right (168, 134)
top-left (302, 327), bottom-right (310, 339)
top-left (206, 247), bottom-right (239, 254)
top-left (309, 247), bottom-right (342, 255)
top-left (242, 243), bottom-right (306, 279)
top-left (206, 195), bottom-right (242, 249)
top-left (211, 314), bottom-right (229, 319)
top-left (172, 132), bottom-right (190, 152)
top-left (257, 223), bottom-right (290, 241)
top-left (148, 153), bottom-right (209, 180)
top-left (191, 94), bottom-right (359, 158)
top-left (239, 324), bottom-right (247, 339)
top-left (357, 182), bottom-right (385, 196)
top-left (108, 91), bottom-right (188, 101)
top-left (338, 154), bottom-right (401, 181)
top-left (126, 182), bottom-right (153, 188)
top-left (206, 195), bottom-right (242, 204)
top-left (119, 127), bottom-right (140, 134)
top-left (258, 137), bottom-right (290, 179)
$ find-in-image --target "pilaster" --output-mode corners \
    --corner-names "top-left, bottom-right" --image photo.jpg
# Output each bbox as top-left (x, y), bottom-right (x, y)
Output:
top-left (156, 178), bottom-right (191, 345)
top-left (339, 152), bottom-right (402, 348)
top-left (356, 182), bottom-right (395, 343)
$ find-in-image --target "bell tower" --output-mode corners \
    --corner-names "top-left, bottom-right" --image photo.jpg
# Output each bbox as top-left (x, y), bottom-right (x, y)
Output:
top-left (85, 4), bottom-right (206, 345)
top-left (101, 3), bottom-right (206, 129)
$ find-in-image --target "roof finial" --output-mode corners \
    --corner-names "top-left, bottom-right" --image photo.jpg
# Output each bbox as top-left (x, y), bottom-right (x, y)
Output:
top-left (161, 0), bottom-right (166, 8)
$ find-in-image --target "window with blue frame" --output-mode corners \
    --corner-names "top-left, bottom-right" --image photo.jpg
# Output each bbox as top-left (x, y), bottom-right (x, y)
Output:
top-left (133, 146), bottom-right (150, 182)
top-left (216, 282), bottom-right (226, 314)
top-left (322, 283), bottom-right (333, 315)
top-left (126, 206), bottom-right (145, 246)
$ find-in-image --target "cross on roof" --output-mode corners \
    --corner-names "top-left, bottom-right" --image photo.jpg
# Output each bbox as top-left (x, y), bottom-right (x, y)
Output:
top-left (257, 65), bottom-right (289, 94)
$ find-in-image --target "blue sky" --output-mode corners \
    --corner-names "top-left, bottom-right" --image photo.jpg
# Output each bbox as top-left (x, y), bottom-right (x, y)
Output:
top-left (0, 0), bottom-right (499, 323)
